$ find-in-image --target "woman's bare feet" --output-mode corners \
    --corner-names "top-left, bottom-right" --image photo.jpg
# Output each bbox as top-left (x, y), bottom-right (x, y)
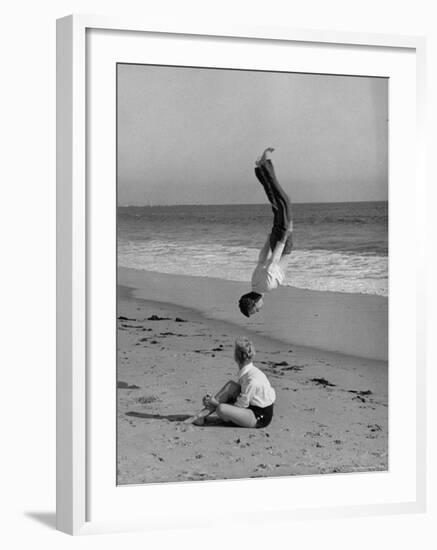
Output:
top-left (192, 417), bottom-right (205, 426)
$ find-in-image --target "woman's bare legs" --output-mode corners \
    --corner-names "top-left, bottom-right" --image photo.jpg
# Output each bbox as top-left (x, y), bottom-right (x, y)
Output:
top-left (213, 380), bottom-right (241, 403)
top-left (187, 380), bottom-right (241, 425)
top-left (215, 403), bottom-right (257, 428)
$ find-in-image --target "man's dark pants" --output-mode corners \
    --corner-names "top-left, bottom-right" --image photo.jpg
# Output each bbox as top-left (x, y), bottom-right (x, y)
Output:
top-left (254, 159), bottom-right (293, 255)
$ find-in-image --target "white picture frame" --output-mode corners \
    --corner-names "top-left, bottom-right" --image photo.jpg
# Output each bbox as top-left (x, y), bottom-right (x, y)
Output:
top-left (56, 14), bottom-right (427, 535)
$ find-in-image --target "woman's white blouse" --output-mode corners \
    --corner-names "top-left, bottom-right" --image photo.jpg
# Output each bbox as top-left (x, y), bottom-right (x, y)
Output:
top-left (235, 363), bottom-right (276, 408)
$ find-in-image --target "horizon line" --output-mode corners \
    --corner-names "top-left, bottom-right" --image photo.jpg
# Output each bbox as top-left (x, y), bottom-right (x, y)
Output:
top-left (118, 199), bottom-right (388, 208)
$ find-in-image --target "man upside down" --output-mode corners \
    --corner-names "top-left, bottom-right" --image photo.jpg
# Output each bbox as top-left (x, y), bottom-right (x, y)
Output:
top-left (239, 148), bottom-right (293, 317)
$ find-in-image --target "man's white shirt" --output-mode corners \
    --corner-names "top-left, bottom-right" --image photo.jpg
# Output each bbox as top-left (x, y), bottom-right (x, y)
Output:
top-left (234, 363), bottom-right (276, 408)
top-left (251, 261), bottom-right (285, 294)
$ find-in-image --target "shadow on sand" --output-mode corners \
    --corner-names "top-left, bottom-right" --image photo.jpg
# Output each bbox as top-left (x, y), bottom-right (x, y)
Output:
top-left (126, 411), bottom-right (191, 422)
top-left (126, 411), bottom-right (234, 427)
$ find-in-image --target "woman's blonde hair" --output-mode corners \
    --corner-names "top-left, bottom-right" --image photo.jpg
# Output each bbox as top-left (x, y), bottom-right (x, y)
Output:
top-left (234, 337), bottom-right (256, 365)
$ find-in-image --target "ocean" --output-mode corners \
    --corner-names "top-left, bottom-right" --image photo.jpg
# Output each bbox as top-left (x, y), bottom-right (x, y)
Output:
top-left (118, 202), bottom-right (388, 297)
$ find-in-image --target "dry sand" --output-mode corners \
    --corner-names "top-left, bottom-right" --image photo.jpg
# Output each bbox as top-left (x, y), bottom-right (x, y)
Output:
top-left (117, 269), bottom-right (388, 485)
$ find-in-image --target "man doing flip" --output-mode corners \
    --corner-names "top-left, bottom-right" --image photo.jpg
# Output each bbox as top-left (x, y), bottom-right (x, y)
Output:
top-left (238, 148), bottom-right (293, 317)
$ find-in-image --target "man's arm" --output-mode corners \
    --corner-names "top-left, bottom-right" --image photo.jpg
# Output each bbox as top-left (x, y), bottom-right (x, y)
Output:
top-left (270, 223), bottom-right (293, 264)
top-left (257, 237), bottom-right (271, 264)
top-left (270, 239), bottom-right (287, 264)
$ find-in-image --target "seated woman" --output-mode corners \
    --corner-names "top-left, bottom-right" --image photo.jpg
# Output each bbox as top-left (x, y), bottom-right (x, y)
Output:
top-left (186, 337), bottom-right (276, 428)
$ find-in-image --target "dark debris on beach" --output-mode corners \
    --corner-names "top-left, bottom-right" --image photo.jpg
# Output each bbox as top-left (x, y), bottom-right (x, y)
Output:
top-left (147, 314), bottom-right (171, 321)
top-left (310, 377), bottom-right (336, 388)
top-left (117, 381), bottom-right (140, 390)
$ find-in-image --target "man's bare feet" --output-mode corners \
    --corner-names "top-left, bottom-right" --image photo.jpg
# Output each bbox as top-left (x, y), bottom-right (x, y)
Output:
top-left (256, 147), bottom-right (275, 166)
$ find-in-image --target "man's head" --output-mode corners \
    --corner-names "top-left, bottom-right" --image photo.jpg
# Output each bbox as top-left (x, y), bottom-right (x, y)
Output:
top-left (234, 337), bottom-right (256, 367)
top-left (238, 292), bottom-right (264, 317)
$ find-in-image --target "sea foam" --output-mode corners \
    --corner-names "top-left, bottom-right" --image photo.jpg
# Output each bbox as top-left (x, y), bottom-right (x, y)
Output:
top-left (118, 202), bottom-right (388, 297)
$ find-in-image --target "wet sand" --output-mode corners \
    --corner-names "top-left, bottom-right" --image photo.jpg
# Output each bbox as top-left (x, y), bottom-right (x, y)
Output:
top-left (119, 267), bottom-right (388, 361)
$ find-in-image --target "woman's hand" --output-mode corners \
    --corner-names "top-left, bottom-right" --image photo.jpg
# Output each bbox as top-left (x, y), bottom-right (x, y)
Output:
top-left (202, 393), bottom-right (219, 410)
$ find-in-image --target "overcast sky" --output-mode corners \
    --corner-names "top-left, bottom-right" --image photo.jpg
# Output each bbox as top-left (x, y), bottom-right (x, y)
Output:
top-left (117, 64), bottom-right (388, 206)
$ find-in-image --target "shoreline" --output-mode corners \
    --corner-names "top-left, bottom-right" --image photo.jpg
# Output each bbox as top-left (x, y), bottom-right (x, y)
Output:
top-left (118, 267), bottom-right (388, 361)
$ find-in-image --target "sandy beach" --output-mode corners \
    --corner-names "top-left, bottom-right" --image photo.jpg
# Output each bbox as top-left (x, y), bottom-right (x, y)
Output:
top-left (119, 267), bottom-right (388, 361)
top-left (117, 268), bottom-right (388, 485)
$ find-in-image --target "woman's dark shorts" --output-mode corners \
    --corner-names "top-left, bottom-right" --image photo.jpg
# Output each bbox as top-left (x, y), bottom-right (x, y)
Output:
top-left (248, 403), bottom-right (274, 428)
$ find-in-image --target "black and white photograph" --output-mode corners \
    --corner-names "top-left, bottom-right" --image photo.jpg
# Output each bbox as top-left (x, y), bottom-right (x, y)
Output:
top-left (3, 0), bottom-right (434, 543)
top-left (116, 63), bottom-right (388, 485)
